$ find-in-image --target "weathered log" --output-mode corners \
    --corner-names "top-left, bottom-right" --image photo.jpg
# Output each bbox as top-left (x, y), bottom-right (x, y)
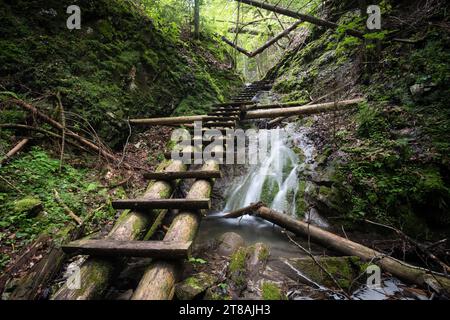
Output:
top-left (144, 170), bottom-right (222, 181)
top-left (130, 115), bottom-right (206, 126)
top-left (213, 101), bottom-right (255, 107)
top-left (62, 240), bottom-right (192, 259)
top-left (267, 84), bottom-right (351, 126)
top-left (111, 199), bottom-right (211, 211)
top-left (7, 99), bottom-right (119, 165)
top-left (52, 152), bottom-right (190, 300)
top-left (0, 138), bottom-right (30, 165)
top-left (244, 98), bottom-right (364, 119)
top-left (132, 153), bottom-right (222, 300)
top-left (225, 206), bottom-right (450, 294)
top-left (235, 0), bottom-right (364, 38)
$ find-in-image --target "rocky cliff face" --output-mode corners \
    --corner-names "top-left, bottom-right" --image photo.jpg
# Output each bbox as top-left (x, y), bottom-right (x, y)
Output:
top-left (266, 0), bottom-right (450, 239)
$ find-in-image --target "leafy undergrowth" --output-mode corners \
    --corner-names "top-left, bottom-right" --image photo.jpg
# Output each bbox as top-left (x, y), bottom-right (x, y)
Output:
top-left (0, 147), bottom-right (116, 271)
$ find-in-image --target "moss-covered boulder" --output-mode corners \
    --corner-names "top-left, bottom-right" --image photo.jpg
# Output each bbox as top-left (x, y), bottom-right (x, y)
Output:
top-left (14, 197), bottom-right (43, 217)
top-left (260, 281), bottom-right (286, 300)
top-left (285, 256), bottom-right (365, 291)
top-left (175, 272), bottom-right (218, 300)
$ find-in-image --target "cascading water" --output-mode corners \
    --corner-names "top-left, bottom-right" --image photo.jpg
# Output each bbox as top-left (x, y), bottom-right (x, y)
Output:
top-left (223, 128), bottom-right (300, 216)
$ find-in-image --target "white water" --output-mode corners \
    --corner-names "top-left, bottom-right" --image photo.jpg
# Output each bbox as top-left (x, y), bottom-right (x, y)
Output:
top-left (223, 128), bottom-right (300, 216)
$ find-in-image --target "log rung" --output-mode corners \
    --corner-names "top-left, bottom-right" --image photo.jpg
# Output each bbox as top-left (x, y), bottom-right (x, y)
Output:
top-left (62, 239), bottom-right (192, 259)
top-left (143, 170), bottom-right (222, 180)
top-left (112, 198), bottom-right (211, 210)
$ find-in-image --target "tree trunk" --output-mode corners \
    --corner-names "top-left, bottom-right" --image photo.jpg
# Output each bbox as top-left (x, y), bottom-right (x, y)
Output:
top-left (245, 99), bottom-right (364, 119)
top-left (235, 0), bottom-right (364, 38)
top-left (226, 206), bottom-right (450, 294)
top-left (194, 0), bottom-right (200, 39)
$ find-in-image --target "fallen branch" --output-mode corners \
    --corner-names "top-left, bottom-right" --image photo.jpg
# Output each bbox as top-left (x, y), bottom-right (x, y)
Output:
top-left (55, 92), bottom-right (66, 171)
top-left (53, 189), bottom-right (83, 226)
top-left (6, 99), bottom-right (120, 166)
top-left (365, 219), bottom-right (450, 275)
top-left (284, 231), bottom-right (351, 299)
top-left (0, 124), bottom-right (89, 152)
top-left (0, 138), bottom-right (30, 165)
top-left (224, 206), bottom-right (450, 294)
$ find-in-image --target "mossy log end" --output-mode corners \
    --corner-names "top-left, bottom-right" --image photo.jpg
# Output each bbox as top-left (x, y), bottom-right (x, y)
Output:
top-left (131, 159), bottom-right (220, 300)
top-left (51, 159), bottom-right (188, 300)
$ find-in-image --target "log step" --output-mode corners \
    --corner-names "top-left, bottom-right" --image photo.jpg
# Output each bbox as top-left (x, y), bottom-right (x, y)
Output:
top-left (143, 170), bottom-right (222, 180)
top-left (62, 239), bottom-right (192, 259)
top-left (112, 198), bottom-right (211, 210)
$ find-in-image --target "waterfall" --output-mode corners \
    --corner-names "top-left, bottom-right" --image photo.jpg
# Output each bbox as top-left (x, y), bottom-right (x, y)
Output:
top-left (223, 128), bottom-right (300, 216)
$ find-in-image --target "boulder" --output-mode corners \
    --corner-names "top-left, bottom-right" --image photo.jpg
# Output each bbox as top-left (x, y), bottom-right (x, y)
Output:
top-left (175, 272), bottom-right (218, 300)
top-left (14, 197), bottom-right (43, 217)
top-left (216, 232), bottom-right (245, 257)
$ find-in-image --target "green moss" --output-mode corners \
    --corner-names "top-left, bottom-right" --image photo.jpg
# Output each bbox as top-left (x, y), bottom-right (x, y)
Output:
top-left (14, 197), bottom-right (42, 216)
top-left (261, 282), bottom-right (285, 300)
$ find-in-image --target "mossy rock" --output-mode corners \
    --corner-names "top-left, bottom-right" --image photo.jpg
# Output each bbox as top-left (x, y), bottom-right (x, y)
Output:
top-left (260, 282), bottom-right (286, 300)
top-left (288, 256), bottom-right (364, 291)
top-left (175, 272), bottom-right (218, 300)
top-left (14, 197), bottom-right (43, 217)
top-left (217, 232), bottom-right (245, 257)
top-left (204, 284), bottom-right (232, 301)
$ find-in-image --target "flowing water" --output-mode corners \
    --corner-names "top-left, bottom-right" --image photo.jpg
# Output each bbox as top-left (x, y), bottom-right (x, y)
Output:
top-left (197, 123), bottom-right (322, 257)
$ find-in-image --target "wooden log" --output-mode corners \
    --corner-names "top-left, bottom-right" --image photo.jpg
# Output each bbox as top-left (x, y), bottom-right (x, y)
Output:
top-left (130, 115), bottom-right (207, 126)
top-left (0, 138), bottom-right (30, 165)
top-left (131, 148), bottom-right (222, 300)
top-left (235, 0), bottom-right (364, 38)
top-left (268, 84), bottom-right (351, 126)
top-left (204, 121), bottom-right (236, 127)
top-left (112, 199), bottom-right (211, 211)
top-left (143, 170), bottom-right (222, 181)
top-left (213, 101), bottom-right (255, 107)
top-left (245, 99), bottom-right (364, 119)
top-left (52, 149), bottom-right (190, 300)
top-left (225, 206), bottom-right (450, 294)
top-left (62, 240), bottom-right (192, 259)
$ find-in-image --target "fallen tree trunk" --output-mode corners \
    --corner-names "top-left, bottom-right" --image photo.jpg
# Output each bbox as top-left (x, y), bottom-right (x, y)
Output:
top-left (7, 99), bottom-right (119, 165)
top-left (52, 150), bottom-right (191, 300)
top-left (267, 84), bottom-right (352, 126)
top-left (0, 138), bottom-right (30, 165)
top-left (221, 36), bottom-right (252, 57)
top-left (132, 150), bottom-right (222, 300)
top-left (225, 205), bottom-right (450, 294)
top-left (245, 98), bottom-right (364, 120)
top-left (235, 0), bottom-right (364, 38)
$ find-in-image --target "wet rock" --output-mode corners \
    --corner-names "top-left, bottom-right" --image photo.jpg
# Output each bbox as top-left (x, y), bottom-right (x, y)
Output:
top-left (282, 256), bottom-right (365, 291)
top-left (246, 243), bottom-right (270, 280)
top-left (14, 197), bottom-right (43, 217)
top-left (204, 284), bottom-right (232, 300)
top-left (175, 272), bottom-right (218, 300)
top-left (116, 289), bottom-right (133, 300)
top-left (216, 232), bottom-right (245, 257)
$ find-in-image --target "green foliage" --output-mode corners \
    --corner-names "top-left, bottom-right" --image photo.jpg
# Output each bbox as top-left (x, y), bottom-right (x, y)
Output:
top-left (0, 0), bottom-right (240, 147)
top-left (0, 147), bottom-right (112, 270)
top-left (261, 282), bottom-right (285, 300)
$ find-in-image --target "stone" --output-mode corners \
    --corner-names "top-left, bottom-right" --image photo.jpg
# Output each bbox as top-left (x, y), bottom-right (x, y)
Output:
top-left (175, 272), bottom-right (218, 300)
top-left (216, 232), bottom-right (245, 257)
top-left (14, 197), bottom-right (43, 217)
top-left (246, 243), bottom-right (270, 279)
